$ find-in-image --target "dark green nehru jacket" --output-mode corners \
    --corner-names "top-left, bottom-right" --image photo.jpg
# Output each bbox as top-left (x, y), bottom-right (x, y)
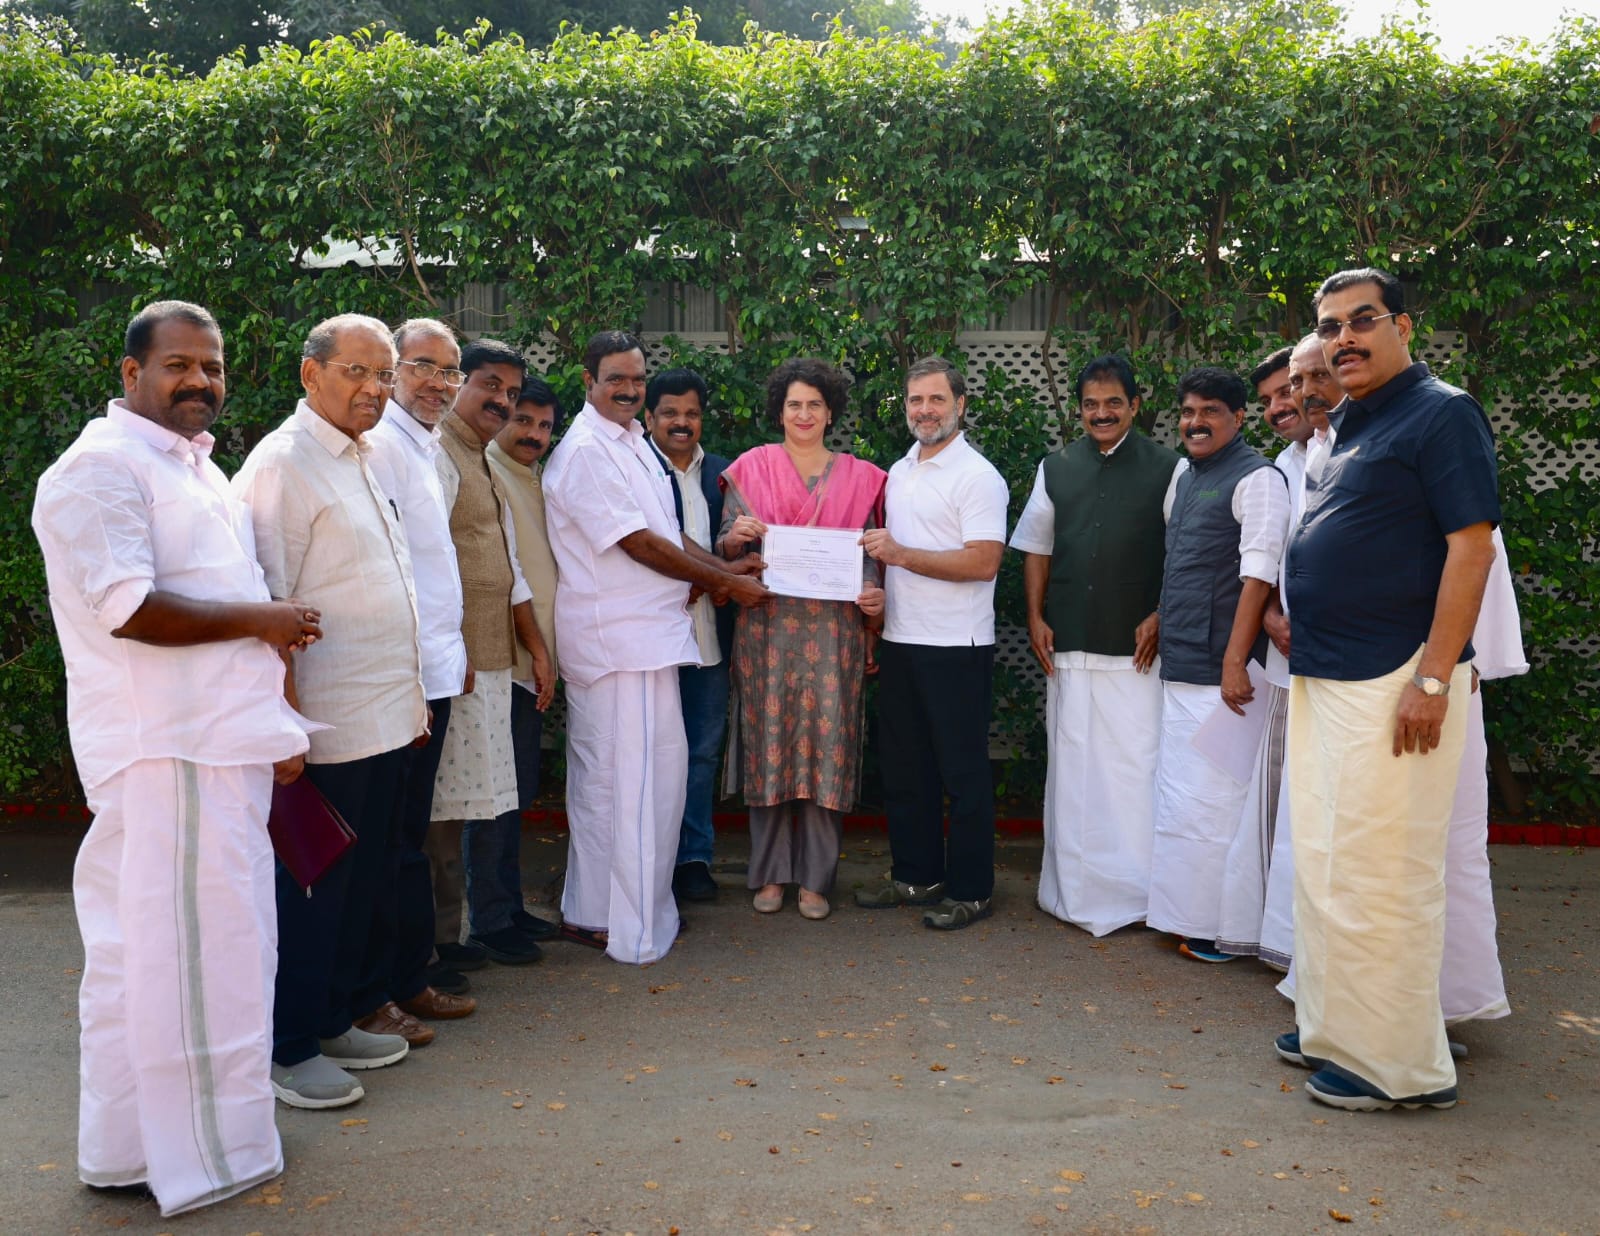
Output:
top-left (1041, 432), bottom-right (1180, 656)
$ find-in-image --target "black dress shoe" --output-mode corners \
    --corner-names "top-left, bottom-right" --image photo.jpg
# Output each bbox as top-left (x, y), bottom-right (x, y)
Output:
top-left (511, 908), bottom-right (560, 941)
top-left (672, 860), bottom-right (719, 902)
top-left (468, 925), bottom-right (544, 964)
top-left (424, 965), bottom-right (471, 995)
top-left (437, 941), bottom-right (489, 971)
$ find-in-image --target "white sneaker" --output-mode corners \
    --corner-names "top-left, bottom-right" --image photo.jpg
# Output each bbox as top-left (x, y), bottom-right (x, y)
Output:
top-left (319, 1026), bottom-right (409, 1070)
top-left (271, 1056), bottom-right (364, 1109)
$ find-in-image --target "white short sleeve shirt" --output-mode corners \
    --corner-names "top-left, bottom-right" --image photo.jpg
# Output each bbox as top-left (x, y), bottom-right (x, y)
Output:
top-left (882, 432), bottom-right (1010, 647)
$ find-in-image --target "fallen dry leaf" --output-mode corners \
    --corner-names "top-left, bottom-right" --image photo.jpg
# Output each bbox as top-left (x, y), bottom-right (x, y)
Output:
top-left (1012, 1056), bottom-right (1028, 1065)
top-left (1329, 1210), bottom-right (1353, 1223)
top-left (1185, 1193), bottom-right (1204, 1202)
top-left (644, 1181), bottom-right (659, 1190)
top-left (511, 1101), bottom-right (525, 1110)
top-left (340, 1118), bottom-right (367, 1127)
top-left (716, 1131), bottom-right (733, 1141)
top-left (35, 1164), bottom-right (56, 1172)
top-left (768, 1146), bottom-right (780, 1155)
top-left (1242, 1139), bottom-right (1260, 1149)
top-left (962, 1192), bottom-right (989, 1202)
top-left (735, 1079), bottom-right (757, 1087)
top-left (1047, 1076), bottom-right (1064, 1084)
top-left (818, 1112), bottom-right (838, 1121)
top-left (1059, 1170), bottom-right (1084, 1182)
top-left (546, 1101), bottom-right (566, 1111)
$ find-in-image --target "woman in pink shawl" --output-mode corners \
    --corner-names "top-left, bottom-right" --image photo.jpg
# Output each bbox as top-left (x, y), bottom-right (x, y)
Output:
top-left (718, 359), bottom-right (886, 921)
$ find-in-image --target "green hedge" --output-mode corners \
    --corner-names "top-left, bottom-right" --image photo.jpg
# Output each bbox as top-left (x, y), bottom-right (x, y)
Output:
top-left (3, 6), bottom-right (1597, 809)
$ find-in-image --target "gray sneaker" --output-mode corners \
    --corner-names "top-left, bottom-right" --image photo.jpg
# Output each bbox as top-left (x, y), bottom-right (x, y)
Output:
top-left (271, 1056), bottom-right (364, 1109)
top-left (319, 1026), bottom-right (409, 1070)
top-left (854, 875), bottom-right (946, 908)
top-left (923, 897), bottom-right (994, 931)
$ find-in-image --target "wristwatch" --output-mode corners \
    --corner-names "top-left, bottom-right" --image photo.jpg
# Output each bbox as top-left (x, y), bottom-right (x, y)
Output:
top-left (1411, 672), bottom-right (1451, 697)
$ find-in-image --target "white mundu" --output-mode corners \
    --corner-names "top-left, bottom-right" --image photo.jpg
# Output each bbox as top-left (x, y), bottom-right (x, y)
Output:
top-left (33, 402), bottom-right (308, 1216)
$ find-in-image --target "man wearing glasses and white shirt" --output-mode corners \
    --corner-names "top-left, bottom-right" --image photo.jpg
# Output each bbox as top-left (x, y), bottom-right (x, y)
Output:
top-left (234, 313), bottom-right (428, 1109)
top-left (364, 319), bottom-right (481, 1022)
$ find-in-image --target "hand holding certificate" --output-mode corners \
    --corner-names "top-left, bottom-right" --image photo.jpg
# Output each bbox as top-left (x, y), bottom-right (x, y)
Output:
top-left (762, 524), bottom-right (865, 602)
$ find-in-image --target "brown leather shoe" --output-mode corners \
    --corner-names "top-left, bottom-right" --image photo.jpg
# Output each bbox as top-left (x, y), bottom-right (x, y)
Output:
top-left (397, 986), bottom-right (477, 1020)
top-left (355, 1001), bottom-right (435, 1047)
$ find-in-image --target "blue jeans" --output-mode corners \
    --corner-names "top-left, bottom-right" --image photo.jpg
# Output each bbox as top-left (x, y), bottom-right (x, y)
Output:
top-left (675, 661), bottom-right (729, 867)
top-left (464, 688), bottom-right (540, 936)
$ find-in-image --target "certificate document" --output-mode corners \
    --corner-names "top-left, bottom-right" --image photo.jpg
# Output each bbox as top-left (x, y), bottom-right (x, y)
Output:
top-left (762, 524), bottom-right (864, 603)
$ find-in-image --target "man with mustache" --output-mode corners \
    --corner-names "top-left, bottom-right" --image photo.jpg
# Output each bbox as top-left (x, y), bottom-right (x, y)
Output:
top-left (33, 301), bottom-right (317, 1210)
top-left (487, 379), bottom-right (565, 925)
top-left (1213, 345), bottom-right (1318, 962)
top-left (1009, 355), bottom-right (1180, 936)
top-left (543, 331), bottom-right (770, 963)
top-left (1277, 267), bottom-right (1500, 1111)
top-left (428, 339), bottom-right (554, 971)
top-left (1257, 331), bottom-right (1341, 968)
top-left (361, 318), bottom-right (479, 1029)
top-left (642, 368), bottom-right (735, 905)
top-left (234, 313), bottom-right (428, 1108)
top-left (1146, 367), bottom-right (1289, 965)
top-left (858, 356), bottom-right (1009, 930)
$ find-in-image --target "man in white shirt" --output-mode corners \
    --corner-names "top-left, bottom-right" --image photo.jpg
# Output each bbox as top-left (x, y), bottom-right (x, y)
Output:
top-left (33, 301), bottom-right (318, 1214)
top-left (1214, 345), bottom-right (1315, 961)
top-left (1258, 332), bottom-right (1338, 967)
top-left (1146, 367), bottom-right (1290, 964)
top-left (429, 339), bottom-right (554, 969)
top-left (363, 318), bottom-right (480, 1018)
top-left (234, 313), bottom-right (428, 1109)
top-left (642, 368), bottom-right (736, 905)
top-left (543, 331), bottom-right (770, 964)
top-left (858, 357), bottom-right (1009, 928)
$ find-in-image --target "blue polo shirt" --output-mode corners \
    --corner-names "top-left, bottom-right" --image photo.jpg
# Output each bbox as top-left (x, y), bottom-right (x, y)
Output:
top-left (1286, 363), bottom-right (1499, 681)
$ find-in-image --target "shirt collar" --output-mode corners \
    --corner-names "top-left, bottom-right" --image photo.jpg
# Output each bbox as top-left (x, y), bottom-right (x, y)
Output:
top-left (107, 399), bottom-right (216, 464)
top-left (1347, 361), bottom-right (1431, 417)
top-left (1099, 429), bottom-right (1132, 458)
top-left (383, 397), bottom-right (442, 452)
top-left (907, 429), bottom-right (970, 467)
top-left (582, 401), bottom-right (644, 443)
top-left (294, 399), bottom-right (365, 459)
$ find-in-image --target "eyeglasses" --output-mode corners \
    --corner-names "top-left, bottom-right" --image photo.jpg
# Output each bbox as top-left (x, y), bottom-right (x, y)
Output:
top-left (398, 359), bottom-right (466, 387)
top-left (1312, 311), bottom-right (1401, 341)
top-left (322, 360), bottom-right (397, 387)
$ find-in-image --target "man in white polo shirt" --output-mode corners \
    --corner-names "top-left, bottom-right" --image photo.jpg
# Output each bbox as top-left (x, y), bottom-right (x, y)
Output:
top-left (858, 356), bottom-right (1010, 930)
top-left (542, 331), bottom-right (770, 964)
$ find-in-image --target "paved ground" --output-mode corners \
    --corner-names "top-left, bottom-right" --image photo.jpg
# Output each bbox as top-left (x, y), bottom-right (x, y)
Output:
top-left (1, 820), bottom-right (1596, 1235)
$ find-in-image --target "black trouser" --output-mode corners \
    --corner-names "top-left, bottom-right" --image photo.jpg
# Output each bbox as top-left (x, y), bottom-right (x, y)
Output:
top-left (380, 696), bottom-right (452, 1003)
top-left (273, 745), bottom-right (409, 1066)
top-left (876, 641), bottom-right (996, 902)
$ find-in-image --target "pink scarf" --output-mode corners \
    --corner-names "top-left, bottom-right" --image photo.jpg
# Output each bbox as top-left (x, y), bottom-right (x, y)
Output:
top-left (721, 444), bottom-right (885, 530)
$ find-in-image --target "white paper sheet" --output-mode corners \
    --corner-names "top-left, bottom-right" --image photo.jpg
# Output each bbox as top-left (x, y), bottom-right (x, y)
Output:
top-left (1189, 660), bottom-right (1270, 783)
top-left (762, 524), bottom-right (864, 602)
